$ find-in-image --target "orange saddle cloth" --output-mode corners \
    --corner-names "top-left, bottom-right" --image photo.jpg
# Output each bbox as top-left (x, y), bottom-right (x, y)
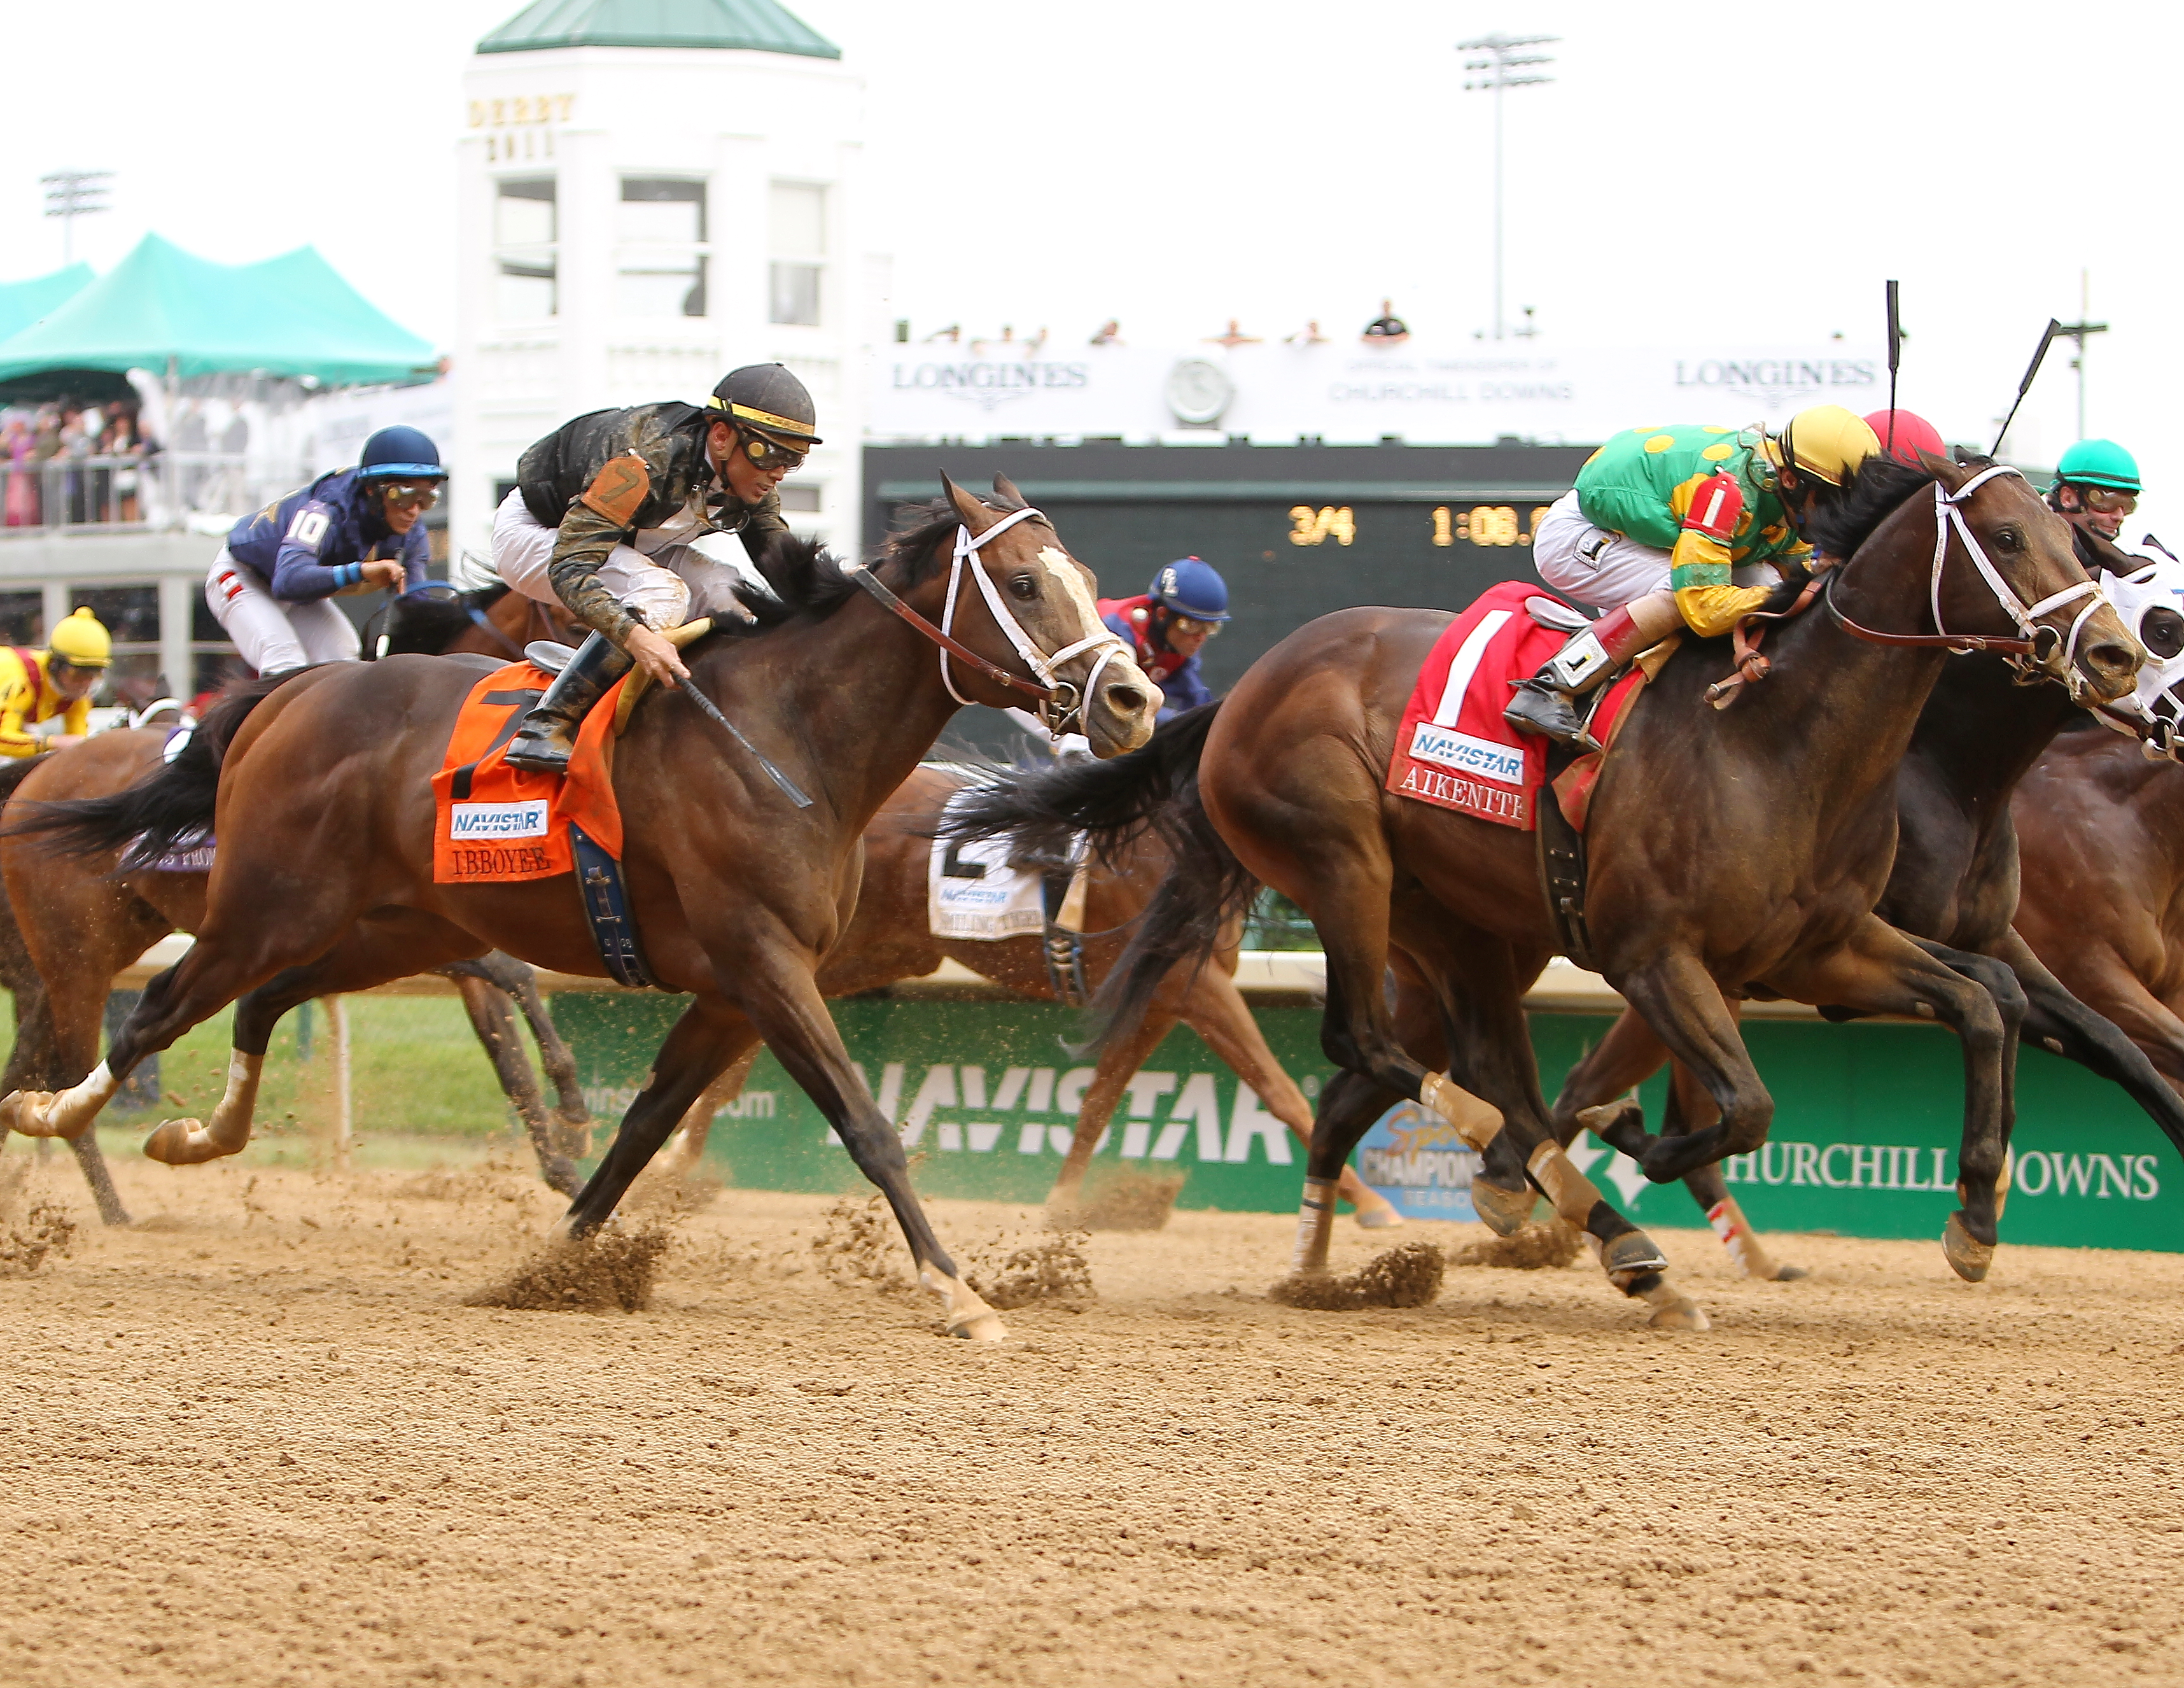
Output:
top-left (430, 661), bottom-right (628, 885)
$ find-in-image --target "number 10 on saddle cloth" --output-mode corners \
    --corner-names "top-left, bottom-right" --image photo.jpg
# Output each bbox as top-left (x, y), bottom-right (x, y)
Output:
top-left (431, 661), bottom-right (627, 883)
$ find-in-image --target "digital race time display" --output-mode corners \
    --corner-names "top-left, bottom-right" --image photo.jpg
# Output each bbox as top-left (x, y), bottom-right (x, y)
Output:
top-left (1286, 504), bottom-right (1557, 549)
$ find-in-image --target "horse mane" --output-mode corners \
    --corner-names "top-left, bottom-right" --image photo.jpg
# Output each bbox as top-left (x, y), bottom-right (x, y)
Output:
top-left (1801, 453), bottom-right (1978, 561)
top-left (378, 582), bottom-right (513, 657)
top-left (734, 488), bottom-right (1033, 625)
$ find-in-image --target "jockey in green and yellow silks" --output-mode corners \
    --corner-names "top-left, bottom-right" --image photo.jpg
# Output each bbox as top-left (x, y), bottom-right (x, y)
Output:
top-left (1508, 405), bottom-right (1883, 746)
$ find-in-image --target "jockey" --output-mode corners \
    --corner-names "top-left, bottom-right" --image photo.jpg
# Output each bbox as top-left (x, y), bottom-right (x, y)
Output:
top-left (1098, 558), bottom-right (1228, 723)
top-left (209, 426), bottom-right (444, 676)
top-left (496, 363), bottom-right (814, 773)
top-left (2047, 438), bottom-right (2143, 573)
top-left (0, 606), bottom-right (109, 757)
top-left (1506, 405), bottom-right (1883, 745)
top-left (1864, 408), bottom-right (1949, 467)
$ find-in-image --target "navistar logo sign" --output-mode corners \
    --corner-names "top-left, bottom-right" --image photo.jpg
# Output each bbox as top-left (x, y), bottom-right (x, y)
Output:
top-left (1408, 721), bottom-right (1527, 786)
top-left (449, 800), bottom-right (550, 840)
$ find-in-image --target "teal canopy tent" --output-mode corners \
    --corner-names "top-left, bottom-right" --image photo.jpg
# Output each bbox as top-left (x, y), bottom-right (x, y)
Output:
top-left (0, 234), bottom-right (435, 388)
top-left (0, 264), bottom-right (93, 343)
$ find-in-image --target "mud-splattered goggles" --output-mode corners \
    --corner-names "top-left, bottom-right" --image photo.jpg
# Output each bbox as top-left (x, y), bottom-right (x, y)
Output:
top-left (1167, 614), bottom-right (1222, 640)
top-left (739, 429), bottom-right (808, 473)
top-left (2079, 486), bottom-right (2139, 515)
top-left (377, 482), bottom-right (440, 512)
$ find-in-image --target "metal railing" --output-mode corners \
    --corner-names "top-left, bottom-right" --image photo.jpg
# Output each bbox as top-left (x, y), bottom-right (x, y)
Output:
top-left (0, 451), bottom-right (261, 537)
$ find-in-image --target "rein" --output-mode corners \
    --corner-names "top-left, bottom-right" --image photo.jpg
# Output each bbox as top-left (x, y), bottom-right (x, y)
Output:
top-left (1823, 467), bottom-right (2103, 693)
top-left (845, 506), bottom-right (1130, 736)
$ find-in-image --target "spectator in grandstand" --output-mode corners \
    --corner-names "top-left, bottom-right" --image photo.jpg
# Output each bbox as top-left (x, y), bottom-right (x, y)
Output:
top-left (1362, 299), bottom-right (1410, 342)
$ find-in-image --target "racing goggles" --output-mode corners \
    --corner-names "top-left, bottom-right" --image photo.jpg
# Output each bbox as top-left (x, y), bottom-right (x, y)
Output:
top-left (1167, 614), bottom-right (1222, 640)
top-left (738, 428), bottom-right (808, 473)
top-left (377, 482), bottom-right (441, 512)
top-left (2080, 486), bottom-right (2139, 515)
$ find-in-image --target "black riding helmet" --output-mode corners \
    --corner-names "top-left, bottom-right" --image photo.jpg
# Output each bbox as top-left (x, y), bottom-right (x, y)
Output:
top-left (706, 363), bottom-right (823, 451)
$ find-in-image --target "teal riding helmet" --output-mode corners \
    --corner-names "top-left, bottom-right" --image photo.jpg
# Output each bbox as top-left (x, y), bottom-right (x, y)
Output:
top-left (2052, 437), bottom-right (2142, 493)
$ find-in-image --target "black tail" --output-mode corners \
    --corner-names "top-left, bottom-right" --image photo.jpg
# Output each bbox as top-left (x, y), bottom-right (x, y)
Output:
top-left (941, 703), bottom-right (1259, 1046)
top-left (4, 675), bottom-right (292, 869)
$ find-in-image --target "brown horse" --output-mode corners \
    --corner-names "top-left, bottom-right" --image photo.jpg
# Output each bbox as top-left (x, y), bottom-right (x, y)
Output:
top-left (947, 458), bottom-right (2139, 1323)
top-left (4, 479), bottom-right (1157, 1340)
top-left (2012, 726), bottom-right (2184, 1083)
top-left (369, 580), bottom-right (584, 664)
top-left (0, 729), bottom-right (594, 1218)
top-left (652, 761), bottom-right (1400, 1227)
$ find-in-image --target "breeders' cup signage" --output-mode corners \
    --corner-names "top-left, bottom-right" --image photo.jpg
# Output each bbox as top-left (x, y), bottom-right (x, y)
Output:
top-left (867, 342), bottom-right (1885, 444)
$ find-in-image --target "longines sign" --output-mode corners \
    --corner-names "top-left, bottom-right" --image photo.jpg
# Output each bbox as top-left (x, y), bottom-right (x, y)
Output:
top-left (868, 342), bottom-right (1886, 444)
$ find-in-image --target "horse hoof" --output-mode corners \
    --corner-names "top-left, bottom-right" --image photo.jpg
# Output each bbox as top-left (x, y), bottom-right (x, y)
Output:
top-left (0, 1089), bottom-right (21, 1131)
top-left (949, 1310), bottom-right (1009, 1342)
top-left (1354, 1206), bottom-right (1404, 1230)
top-left (1470, 1178), bottom-right (1537, 1236)
top-left (1942, 1213), bottom-right (1994, 1283)
top-left (1646, 1294), bottom-right (1712, 1332)
top-left (1601, 1230), bottom-right (1669, 1277)
top-left (143, 1120), bottom-right (213, 1165)
top-left (1772, 1263), bottom-right (1810, 1283)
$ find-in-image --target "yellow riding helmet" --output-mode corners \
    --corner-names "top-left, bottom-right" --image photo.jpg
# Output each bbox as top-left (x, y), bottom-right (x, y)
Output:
top-left (48, 606), bottom-right (112, 669)
top-left (1763, 405), bottom-right (1883, 487)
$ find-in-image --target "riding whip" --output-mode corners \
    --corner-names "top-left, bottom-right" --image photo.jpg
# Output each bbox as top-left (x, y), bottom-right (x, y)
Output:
top-left (1990, 319), bottom-right (2062, 458)
top-left (1884, 280), bottom-right (1901, 454)
top-left (669, 674), bottom-right (814, 808)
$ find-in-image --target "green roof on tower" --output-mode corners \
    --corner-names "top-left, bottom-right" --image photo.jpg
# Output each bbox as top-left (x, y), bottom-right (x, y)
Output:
top-left (478, 0), bottom-right (840, 59)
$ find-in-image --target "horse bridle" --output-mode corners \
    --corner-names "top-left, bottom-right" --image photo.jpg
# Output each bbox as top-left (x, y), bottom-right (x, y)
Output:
top-left (1824, 465), bottom-right (2106, 698)
top-left (845, 506), bottom-right (1130, 735)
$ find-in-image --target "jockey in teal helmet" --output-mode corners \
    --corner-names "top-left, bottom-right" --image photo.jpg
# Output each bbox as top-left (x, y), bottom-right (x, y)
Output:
top-left (2048, 438), bottom-right (2143, 572)
top-left (1098, 557), bottom-right (1228, 721)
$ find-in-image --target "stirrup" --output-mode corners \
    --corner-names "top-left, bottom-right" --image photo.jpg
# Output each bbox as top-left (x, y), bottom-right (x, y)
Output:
top-left (1503, 679), bottom-right (1599, 750)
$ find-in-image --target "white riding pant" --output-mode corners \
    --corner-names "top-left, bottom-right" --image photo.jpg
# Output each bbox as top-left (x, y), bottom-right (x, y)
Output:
top-left (204, 549), bottom-right (360, 675)
top-left (491, 488), bottom-right (755, 632)
top-left (1533, 489), bottom-right (1786, 612)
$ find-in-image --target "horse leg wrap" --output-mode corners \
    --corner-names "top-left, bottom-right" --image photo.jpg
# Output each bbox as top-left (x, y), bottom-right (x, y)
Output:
top-left (1420, 1072), bottom-right (1503, 1150)
top-left (1526, 1139), bottom-right (1609, 1228)
top-left (1291, 1177), bottom-right (1338, 1273)
top-left (918, 1265), bottom-right (1009, 1342)
top-left (144, 1053), bottom-right (262, 1165)
top-left (1706, 1196), bottom-right (1784, 1281)
top-left (4, 1060), bottom-right (120, 1138)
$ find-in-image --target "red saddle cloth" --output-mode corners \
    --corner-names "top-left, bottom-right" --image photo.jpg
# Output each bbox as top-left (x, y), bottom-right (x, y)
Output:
top-left (1385, 580), bottom-right (1643, 833)
top-left (430, 662), bottom-right (627, 885)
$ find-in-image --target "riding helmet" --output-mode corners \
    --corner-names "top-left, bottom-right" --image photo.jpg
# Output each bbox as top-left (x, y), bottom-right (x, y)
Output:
top-left (1765, 405), bottom-right (1882, 487)
top-left (2053, 437), bottom-right (2141, 493)
top-left (48, 605), bottom-right (111, 669)
top-left (707, 363), bottom-right (823, 447)
top-left (358, 425), bottom-right (446, 482)
top-left (1149, 558), bottom-right (1231, 622)
top-left (1862, 409), bottom-right (1948, 467)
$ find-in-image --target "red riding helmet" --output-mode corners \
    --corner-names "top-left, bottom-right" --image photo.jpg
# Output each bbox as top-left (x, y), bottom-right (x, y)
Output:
top-left (1863, 409), bottom-right (1948, 467)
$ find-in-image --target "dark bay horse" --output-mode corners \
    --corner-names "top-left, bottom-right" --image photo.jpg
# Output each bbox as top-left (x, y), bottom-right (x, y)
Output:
top-left (0, 729), bottom-right (594, 1218)
top-left (4, 478), bottom-right (1157, 1340)
top-left (369, 580), bottom-right (584, 663)
top-left (948, 458), bottom-right (2139, 1324)
top-left (1550, 561), bottom-right (2184, 1280)
top-left (652, 761), bottom-right (1401, 1227)
top-left (2013, 726), bottom-right (2184, 1084)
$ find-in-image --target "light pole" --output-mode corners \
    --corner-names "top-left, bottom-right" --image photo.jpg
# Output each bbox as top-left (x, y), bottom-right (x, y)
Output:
top-left (2056, 269), bottom-right (2108, 442)
top-left (41, 169), bottom-right (113, 265)
top-left (1459, 32), bottom-right (1556, 341)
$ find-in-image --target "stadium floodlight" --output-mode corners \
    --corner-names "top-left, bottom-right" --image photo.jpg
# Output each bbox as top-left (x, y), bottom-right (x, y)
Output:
top-left (1458, 33), bottom-right (1557, 341)
top-left (41, 169), bottom-right (113, 264)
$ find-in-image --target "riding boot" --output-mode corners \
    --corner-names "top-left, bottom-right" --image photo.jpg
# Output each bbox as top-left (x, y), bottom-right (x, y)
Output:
top-left (505, 631), bottom-right (632, 775)
top-left (1503, 603), bottom-right (1656, 749)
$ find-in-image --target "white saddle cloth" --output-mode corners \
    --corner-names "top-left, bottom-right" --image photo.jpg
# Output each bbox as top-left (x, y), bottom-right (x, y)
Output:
top-left (928, 788), bottom-right (1049, 941)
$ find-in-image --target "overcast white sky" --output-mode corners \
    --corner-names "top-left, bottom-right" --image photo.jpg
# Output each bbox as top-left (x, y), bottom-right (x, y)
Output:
top-left (0, 0), bottom-right (2175, 535)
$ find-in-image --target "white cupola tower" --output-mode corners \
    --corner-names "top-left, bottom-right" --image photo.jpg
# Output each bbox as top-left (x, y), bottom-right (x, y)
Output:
top-left (452, 0), bottom-right (871, 570)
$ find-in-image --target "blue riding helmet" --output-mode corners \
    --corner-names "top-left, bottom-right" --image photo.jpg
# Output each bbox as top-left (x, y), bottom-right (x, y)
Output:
top-left (1150, 557), bottom-right (1231, 622)
top-left (358, 425), bottom-right (446, 482)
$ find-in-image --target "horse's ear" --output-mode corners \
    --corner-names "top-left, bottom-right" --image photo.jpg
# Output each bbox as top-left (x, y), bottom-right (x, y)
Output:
top-left (991, 472), bottom-right (1030, 510)
top-left (941, 471), bottom-right (993, 532)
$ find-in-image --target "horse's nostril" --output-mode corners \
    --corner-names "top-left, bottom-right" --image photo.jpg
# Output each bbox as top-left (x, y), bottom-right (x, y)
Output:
top-left (1106, 685), bottom-right (1148, 717)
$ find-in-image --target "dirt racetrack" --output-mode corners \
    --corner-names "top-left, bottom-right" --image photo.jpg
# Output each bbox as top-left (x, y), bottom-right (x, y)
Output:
top-left (3, 1148), bottom-right (2182, 1687)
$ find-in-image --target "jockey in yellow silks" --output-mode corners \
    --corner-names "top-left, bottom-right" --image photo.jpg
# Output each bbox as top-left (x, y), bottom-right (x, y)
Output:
top-left (1506, 405), bottom-right (1882, 745)
top-left (0, 607), bottom-right (111, 757)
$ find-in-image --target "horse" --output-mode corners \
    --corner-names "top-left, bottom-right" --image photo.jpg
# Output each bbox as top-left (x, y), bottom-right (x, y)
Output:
top-left (2, 477), bottom-right (1158, 1341)
top-left (1546, 549), bottom-right (2184, 1280)
top-left (943, 457), bottom-right (2139, 1326)
top-left (648, 761), bottom-right (1401, 1228)
top-left (0, 729), bottom-right (595, 1219)
top-left (367, 580), bottom-right (584, 663)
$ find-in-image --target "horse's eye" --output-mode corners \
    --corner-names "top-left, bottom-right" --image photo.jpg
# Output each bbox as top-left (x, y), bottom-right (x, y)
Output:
top-left (1992, 526), bottom-right (2022, 552)
top-left (1008, 573), bottom-right (1038, 601)
top-left (2143, 606), bottom-right (2184, 659)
